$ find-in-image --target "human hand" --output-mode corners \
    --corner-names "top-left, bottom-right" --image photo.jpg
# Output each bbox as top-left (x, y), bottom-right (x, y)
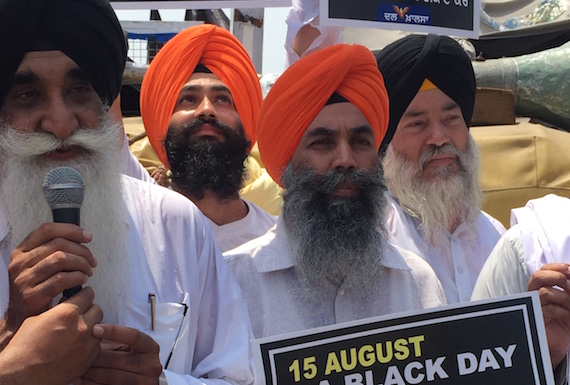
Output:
top-left (6, 223), bottom-right (96, 329)
top-left (0, 287), bottom-right (103, 385)
top-left (528, 263), bottom-right (570, 367)
top-left (80, 324), bottom-right (162, 385)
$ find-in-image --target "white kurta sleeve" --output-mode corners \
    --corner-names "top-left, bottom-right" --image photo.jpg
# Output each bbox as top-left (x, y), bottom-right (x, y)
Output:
top-left (471, 225), bottom-right (529, 300)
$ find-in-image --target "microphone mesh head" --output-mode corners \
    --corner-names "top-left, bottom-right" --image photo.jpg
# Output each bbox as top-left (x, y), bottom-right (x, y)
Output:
top-left (42, 167), bottom-right (85, 209)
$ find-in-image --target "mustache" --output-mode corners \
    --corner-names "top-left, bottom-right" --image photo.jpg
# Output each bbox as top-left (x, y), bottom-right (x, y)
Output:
top-left (287, 167), bottom-right (386, 196)
top-left (0, 118), bottom-right (121, 158)
top-left (418, 143), bottom-right (463, 171)
top-left (178, 118), bottom-right (238, 138)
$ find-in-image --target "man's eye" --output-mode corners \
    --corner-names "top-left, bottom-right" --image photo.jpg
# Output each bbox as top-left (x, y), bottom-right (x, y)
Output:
top-left (10, 89), bottom-right (41, 104)
top-left (217, 95), bottom-right (231, 104)
top-left (310, 138), bottom-right (331, 147)
top-left (179, 95), bottom-right (196, 104)
top-left (403, 120), bottom-right (425, 131)
top-left (71, 86), bottom-right (91, 93)
top-left (446, 114), bottom-right (461, 123)
top-left (354, 138), bottom-right (372, 146)
top-left (17, 91), bottom-right (39, 99)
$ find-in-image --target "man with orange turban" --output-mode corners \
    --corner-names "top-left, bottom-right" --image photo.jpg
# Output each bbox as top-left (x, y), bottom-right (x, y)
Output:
top-left (140, 24), bottom-right (276, 253)
top-left (376, 34), bottom-right (505, 304)
top-left (226, 44), bottom-right (446, 338)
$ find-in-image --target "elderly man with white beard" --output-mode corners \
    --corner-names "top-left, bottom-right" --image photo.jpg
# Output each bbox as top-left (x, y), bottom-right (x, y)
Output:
top-left (376, 34), bottom-right (506, 304)
top-left (0, 1), bottom-right (254, 385)
top-left (225, 44), bottom-right (446, 339)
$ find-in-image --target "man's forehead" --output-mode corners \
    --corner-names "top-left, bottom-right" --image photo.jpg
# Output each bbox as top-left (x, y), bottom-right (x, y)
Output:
top-left (183, 72), bottom-right (228, 89)
top-left (16, 50), bottom-right (79, 72)
top-left (404, 88), bottom-right (460, 116)
top-left (306, 102), bottom-right (370, 131)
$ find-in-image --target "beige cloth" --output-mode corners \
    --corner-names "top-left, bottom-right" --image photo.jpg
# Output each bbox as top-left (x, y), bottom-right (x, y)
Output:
top-left (474, 121), bottom-right (570, 228)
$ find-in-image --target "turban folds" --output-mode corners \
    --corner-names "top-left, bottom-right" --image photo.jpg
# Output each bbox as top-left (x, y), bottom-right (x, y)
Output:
top-left (140, 24), bottom-right (262, 168)
top-left (0, 0), bottom-right (126, 107)
top-left (376, 34), bottom-right (476, 150)
top-left (257, 44), bottom-right (389, 186)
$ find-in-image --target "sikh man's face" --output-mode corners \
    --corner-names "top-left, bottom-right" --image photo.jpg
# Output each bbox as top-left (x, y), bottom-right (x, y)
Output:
top-left (390, 88), bottom-right (469, 180)
top-left (281, 102), bottom-right (387, 287)
top-left (290, 102), bottom-right (379, 197)
top-left (0, 51), bottom-right (127, 323)
top-left (0, 50), bottom-right (104, 162)
top-left (169, 72), bottom-right (243, 142)
top-left (165, 72), bottom-right (250, 201)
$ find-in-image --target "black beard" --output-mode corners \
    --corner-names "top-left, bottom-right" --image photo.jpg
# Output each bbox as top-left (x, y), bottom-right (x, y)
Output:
top-left (164, 118), bottom-right (250, 200)
top-left (281, 164), bottom-right (389, 286)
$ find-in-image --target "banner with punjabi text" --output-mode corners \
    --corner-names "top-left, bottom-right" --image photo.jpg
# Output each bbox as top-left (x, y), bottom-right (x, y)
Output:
top-left (319, 0), bottom-right (480, 39)
top-left (253, 292), bottom-right (554, 385)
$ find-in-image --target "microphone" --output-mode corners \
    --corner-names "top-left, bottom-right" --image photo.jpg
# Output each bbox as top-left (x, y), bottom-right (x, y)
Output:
top-left (42, 166), bottom-right (85, 298)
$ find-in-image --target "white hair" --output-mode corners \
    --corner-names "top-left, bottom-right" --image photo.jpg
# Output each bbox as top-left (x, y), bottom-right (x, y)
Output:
top-left (0, 115), bottom-right (130, 324)
top-left (382, 135), bottom-right (483, 251)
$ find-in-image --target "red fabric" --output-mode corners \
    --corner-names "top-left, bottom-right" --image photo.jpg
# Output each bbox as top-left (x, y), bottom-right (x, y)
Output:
top-left (140, 24), bottom-right (262, 168)
top-left (257, 44), bottom-right (390, 185)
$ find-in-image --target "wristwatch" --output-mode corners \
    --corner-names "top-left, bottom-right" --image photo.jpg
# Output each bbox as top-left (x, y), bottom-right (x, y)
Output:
top-left (159, 371), bottom-right (168, 385)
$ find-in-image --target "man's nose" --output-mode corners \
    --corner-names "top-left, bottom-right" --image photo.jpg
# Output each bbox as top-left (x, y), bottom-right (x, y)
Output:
top-left (194, 97), bottom-right (216, 120)
top-left (331, 141), bottom-right (358, 171)
top-left (425, 121), bottom-right (450, 147)
top-left (39, 96), bottom-right (78, 139)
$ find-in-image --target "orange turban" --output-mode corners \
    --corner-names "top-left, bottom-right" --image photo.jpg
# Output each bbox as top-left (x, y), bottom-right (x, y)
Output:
top-left (140, 24), bottom-right (262, 168)
top-left (257, 44), bottom-right (389, 186)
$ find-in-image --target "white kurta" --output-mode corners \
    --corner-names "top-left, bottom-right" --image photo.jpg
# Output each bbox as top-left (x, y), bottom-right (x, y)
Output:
top-left (472, 194), bottom-right (570, 298)
top-left (473, 195), bottom-right (570, 299)
top-left (120, 131), bottom-right (156, 183)
top-left (207, 200), bottom-right (277, 254)
top-left (0, 176), bottom-right (254, 385)
top-left (386, 194), bottom-right (505, 304)
top-left (225, 217), bottom-right (446, 339)
top-left (471, 194), bottom-right (570, 385)
top-left (284, 0), bottom-right (343, 68)
top-left (470, 225), bottom-right (528, 299)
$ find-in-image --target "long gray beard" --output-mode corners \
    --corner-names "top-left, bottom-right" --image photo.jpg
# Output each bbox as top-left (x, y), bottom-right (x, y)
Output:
top-left (0, 115), bottom-right (130, 324)
top-left (382, 135), bottom-right (483, 251)
top-left (281, 164), bottom-right (388, 288)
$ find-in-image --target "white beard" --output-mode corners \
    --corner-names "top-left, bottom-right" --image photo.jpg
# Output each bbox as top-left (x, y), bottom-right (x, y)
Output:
top-left (382, 135), bottom-right (483, 252)
top-left (0, 115), bottom-right (130, 324)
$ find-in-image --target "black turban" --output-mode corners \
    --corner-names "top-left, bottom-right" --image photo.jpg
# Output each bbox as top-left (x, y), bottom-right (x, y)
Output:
top-left (0, 0), bottom-right (126, 107)
top-left (376, 34), bottom-right (476, 151)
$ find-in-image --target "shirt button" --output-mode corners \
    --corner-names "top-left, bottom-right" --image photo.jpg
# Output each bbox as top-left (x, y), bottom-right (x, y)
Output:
top-left (339, 290), bottom-right (345, 296)
top-left (457, 267), bottom-right (464, 274)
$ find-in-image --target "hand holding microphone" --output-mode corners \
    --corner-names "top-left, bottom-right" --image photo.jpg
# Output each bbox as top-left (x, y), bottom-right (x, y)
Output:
top-left (42, 166), bottom-right (85, 298)
top-left (4, 167), bottom-right (94, 327)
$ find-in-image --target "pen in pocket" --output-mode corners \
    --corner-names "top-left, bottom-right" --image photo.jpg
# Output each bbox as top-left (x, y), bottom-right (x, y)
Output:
top-left (148, 293), bottom-right (156, 331)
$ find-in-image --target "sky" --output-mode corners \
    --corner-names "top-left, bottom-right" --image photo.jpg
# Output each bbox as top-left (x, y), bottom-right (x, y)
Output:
top-left (114, 7), bottom-right (290, 75)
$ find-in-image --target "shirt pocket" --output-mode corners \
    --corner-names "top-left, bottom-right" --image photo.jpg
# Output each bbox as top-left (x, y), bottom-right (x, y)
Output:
top-left (129, 293), bottom-right (191, 369)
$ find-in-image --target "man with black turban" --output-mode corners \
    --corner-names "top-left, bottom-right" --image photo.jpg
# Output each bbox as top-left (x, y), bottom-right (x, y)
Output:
top-left (0, 1), bottom-right (254, 384)
top-left (376, 34), bottom-right (505, 304)
top-left (226, 44), bottom-right (445, 339)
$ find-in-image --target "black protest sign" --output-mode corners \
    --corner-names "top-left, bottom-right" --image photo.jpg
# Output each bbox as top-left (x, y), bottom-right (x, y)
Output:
top-left (253, 292), bottom-right (553, 385)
